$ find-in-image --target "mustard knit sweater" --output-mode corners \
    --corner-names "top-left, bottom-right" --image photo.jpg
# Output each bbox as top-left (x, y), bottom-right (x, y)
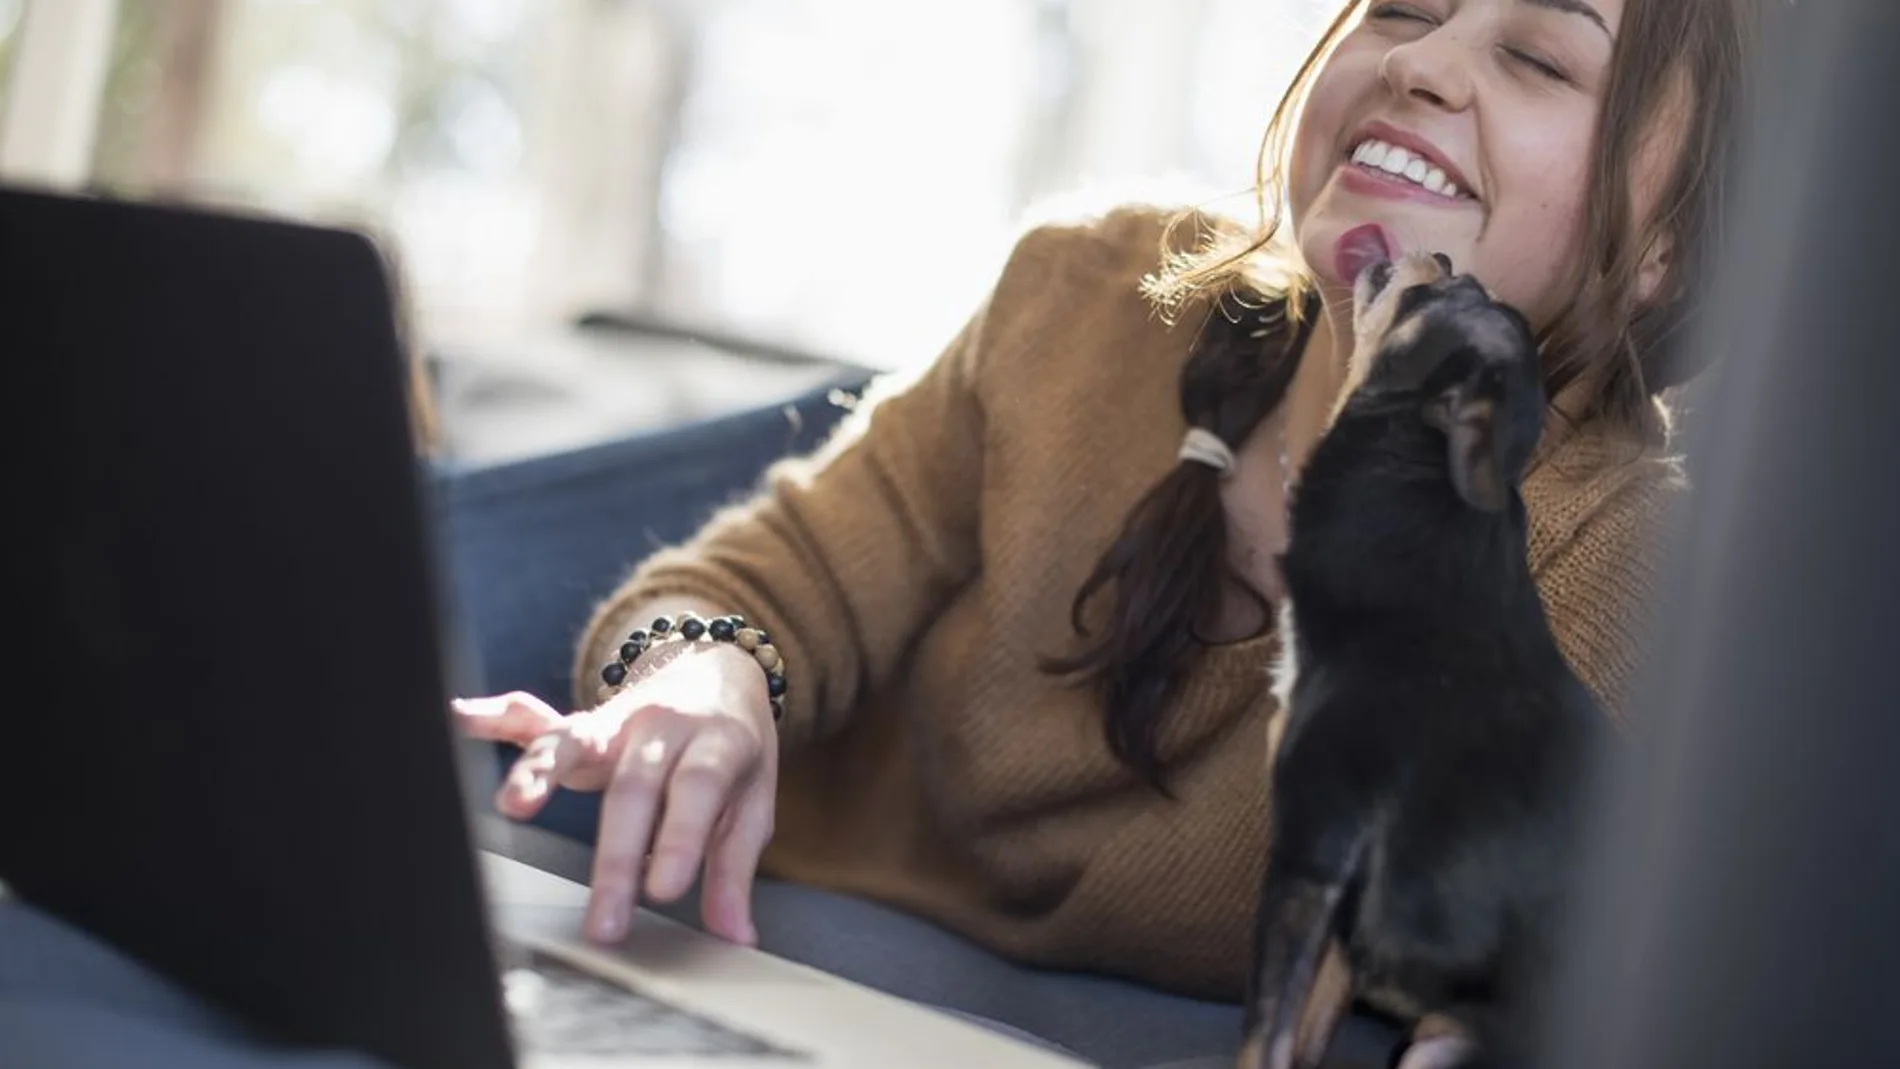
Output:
top-left (573, 204), bottom-right (1685, 1002)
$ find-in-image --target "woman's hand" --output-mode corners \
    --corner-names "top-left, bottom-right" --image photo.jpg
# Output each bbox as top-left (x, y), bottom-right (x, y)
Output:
top-left (452, 642), bottom-right (777, 947)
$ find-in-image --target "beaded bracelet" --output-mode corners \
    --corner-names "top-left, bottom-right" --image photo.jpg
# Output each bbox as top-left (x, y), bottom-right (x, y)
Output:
top-left (598, 612), bottom-right (786, 721)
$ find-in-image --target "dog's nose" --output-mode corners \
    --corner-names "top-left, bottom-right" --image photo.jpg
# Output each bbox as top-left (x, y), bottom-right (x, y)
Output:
top-left (1367, 260), bottom-right (1395, 294)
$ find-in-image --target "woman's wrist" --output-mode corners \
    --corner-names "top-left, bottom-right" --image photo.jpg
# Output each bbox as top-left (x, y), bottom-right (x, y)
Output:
top-left (702, 641), bottom-right (776, 727)
top-left (597, 610), bottom-right (787, 722)
top-left (592, 597), bottom-right (720, 666)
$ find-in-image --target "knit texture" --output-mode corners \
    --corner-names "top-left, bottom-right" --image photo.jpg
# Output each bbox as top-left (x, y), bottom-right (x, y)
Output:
top-left (572, 204), bottom-right (1687, 1002)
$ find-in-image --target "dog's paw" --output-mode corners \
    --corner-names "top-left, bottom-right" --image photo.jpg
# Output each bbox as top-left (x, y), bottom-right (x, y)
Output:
top-left (1391, 1034), bottom-right (1481, 1069)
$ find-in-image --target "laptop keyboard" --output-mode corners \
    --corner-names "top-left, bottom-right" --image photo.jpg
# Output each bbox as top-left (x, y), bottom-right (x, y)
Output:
top-left (502, 942), bottom-right (808, 1060)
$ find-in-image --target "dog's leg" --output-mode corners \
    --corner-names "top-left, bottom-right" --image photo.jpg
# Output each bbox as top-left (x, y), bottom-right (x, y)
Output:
top-left (1237, 870), bottom-right (1349, 1069)
top-left (1292, 941), bottom-right (1353, 1068)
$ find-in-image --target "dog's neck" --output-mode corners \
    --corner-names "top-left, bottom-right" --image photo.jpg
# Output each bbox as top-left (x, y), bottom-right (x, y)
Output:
top-left (1282, 411), bottom-right (1539, 626)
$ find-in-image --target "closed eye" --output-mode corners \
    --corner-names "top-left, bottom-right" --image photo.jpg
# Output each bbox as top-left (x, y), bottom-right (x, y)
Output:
top-left (1367, 2), bottom-right (1438, 26)
top-left (1504, 46), bottom-right (1570, 83)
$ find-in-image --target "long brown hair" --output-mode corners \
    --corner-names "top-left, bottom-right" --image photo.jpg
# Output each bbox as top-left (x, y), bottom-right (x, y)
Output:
top-left (1045, 0), bottom-right (1762, 785)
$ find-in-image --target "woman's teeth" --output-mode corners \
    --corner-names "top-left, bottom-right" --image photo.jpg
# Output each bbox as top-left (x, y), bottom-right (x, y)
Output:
top-left (1350, 139), bottom-right (1463, 199)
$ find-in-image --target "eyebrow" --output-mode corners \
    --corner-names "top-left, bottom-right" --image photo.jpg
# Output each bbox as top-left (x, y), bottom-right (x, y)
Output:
top-left (1521, 0), bottom-right (1613, 38)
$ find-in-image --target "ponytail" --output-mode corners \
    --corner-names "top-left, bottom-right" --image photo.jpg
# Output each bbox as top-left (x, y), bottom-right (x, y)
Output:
top-left (1042, 289), bottom-right (1317, 785)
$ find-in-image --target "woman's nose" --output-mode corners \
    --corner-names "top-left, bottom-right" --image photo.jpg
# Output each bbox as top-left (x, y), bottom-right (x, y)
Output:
top-left (1380, 30), bottom-right (1477, 112)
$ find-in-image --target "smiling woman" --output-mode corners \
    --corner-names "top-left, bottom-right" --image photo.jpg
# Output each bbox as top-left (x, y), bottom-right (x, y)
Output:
top-left (1295, 0), bottom-right (1651, 384)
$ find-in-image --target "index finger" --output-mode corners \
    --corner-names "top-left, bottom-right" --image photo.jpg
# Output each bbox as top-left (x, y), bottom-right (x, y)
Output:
top-left (452, 692), bottom-right (564, 746)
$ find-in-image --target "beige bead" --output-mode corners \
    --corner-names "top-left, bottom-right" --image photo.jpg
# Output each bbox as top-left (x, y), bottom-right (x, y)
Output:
top-left (736, 628), bottom-right (761, 651)
top-left (754, 645), bottom-right (781, 672)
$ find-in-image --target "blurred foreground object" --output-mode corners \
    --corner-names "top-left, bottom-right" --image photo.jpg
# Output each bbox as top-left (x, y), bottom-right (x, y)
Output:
top-left (1544, 2), bottom-right (1900, 1067)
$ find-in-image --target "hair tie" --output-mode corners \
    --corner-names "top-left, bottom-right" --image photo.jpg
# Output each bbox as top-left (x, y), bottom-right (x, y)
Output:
top-left (1178, 427), bottom-right (1236, 477)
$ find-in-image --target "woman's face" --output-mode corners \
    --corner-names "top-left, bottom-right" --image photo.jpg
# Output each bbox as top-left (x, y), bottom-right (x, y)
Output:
top-left (1290, 0), bottom-right (1627, 330)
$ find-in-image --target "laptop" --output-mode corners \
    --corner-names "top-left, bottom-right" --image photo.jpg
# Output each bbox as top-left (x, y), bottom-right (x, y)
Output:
top-left (0, 186), bottom-right (1086, 1069)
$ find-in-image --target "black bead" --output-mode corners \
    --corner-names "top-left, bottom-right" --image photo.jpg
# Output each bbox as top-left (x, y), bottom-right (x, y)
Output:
top-left (766, 672), bottom-right (787, 698)
top-left (708, 617), bottom-right (737, 642)
top-left (601, 661), bottom-right (627, 687)
top-left (769, 697), bottom-right (785, 722)
top-left (626, 629), bottom-right (650, 647)
top-left (680, 617), bottom-right (707, 641)
top-left (651, 616), bottom-right (673, 635)
top-left (755, 629), bottom-right (771, 646)
top-left (619, 641), bottom-right (643, 663)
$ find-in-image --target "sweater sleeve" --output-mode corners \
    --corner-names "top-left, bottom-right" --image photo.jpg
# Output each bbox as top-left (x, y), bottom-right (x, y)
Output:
top-left (568, 284), bottom-right (994, 743)
top-left (1534, 461), bottom-right (1689, 726)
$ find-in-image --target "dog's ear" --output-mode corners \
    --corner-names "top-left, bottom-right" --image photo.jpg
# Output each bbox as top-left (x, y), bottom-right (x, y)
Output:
top-left (1421, 376), bottom-right (1508, 512)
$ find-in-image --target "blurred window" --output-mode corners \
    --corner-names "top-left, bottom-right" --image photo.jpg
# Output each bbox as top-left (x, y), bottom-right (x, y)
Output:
top-left (73, 0), bottom-right (1329, 363)
top-left (10, 0), bottom-right (1331, 460)
top-left (0, 0), bottom-right (26, 116)
top-left (91, 0), bottom-right (560, 349)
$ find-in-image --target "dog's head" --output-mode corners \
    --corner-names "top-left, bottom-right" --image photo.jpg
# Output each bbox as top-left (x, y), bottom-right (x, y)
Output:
top-left (1338, 252), bottom-right (1545, 513)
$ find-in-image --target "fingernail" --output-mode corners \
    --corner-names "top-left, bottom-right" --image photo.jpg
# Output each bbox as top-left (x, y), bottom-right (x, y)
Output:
top-left (499, 776), bottom-right (528, 809)
top-left (498, 790), bottom-right (533, 819)
top-left (590, 897), bottom-right (627, 942)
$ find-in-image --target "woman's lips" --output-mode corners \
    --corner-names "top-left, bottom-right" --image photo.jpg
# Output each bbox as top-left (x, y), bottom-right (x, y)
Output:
top-left (1338, 163), bottom-right (1473, 208)
top-left (1334, 223), bottom-right (1393, 286)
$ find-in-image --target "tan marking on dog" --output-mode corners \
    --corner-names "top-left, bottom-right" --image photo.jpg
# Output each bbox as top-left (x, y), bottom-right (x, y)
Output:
top-left (1266, 600), bottom-right (1299, 765)
top-left (1351, 251), bottom-right (1446, 344)
top-left (1291, 943), bottom-right (1354, 1069)
top-left (1328, 252), bottom-right (1449, 430)
top-left (1236, 1029), bottom-right (1270, 1069)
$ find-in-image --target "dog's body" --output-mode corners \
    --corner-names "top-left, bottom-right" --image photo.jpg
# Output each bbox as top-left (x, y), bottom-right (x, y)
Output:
top-left (1240, 255), bottom-right (1615, 1069)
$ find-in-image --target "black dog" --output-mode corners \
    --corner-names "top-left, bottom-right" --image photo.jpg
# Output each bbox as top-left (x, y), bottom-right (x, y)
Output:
top-left (1238, 254), bottom-right (1614, 1069)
